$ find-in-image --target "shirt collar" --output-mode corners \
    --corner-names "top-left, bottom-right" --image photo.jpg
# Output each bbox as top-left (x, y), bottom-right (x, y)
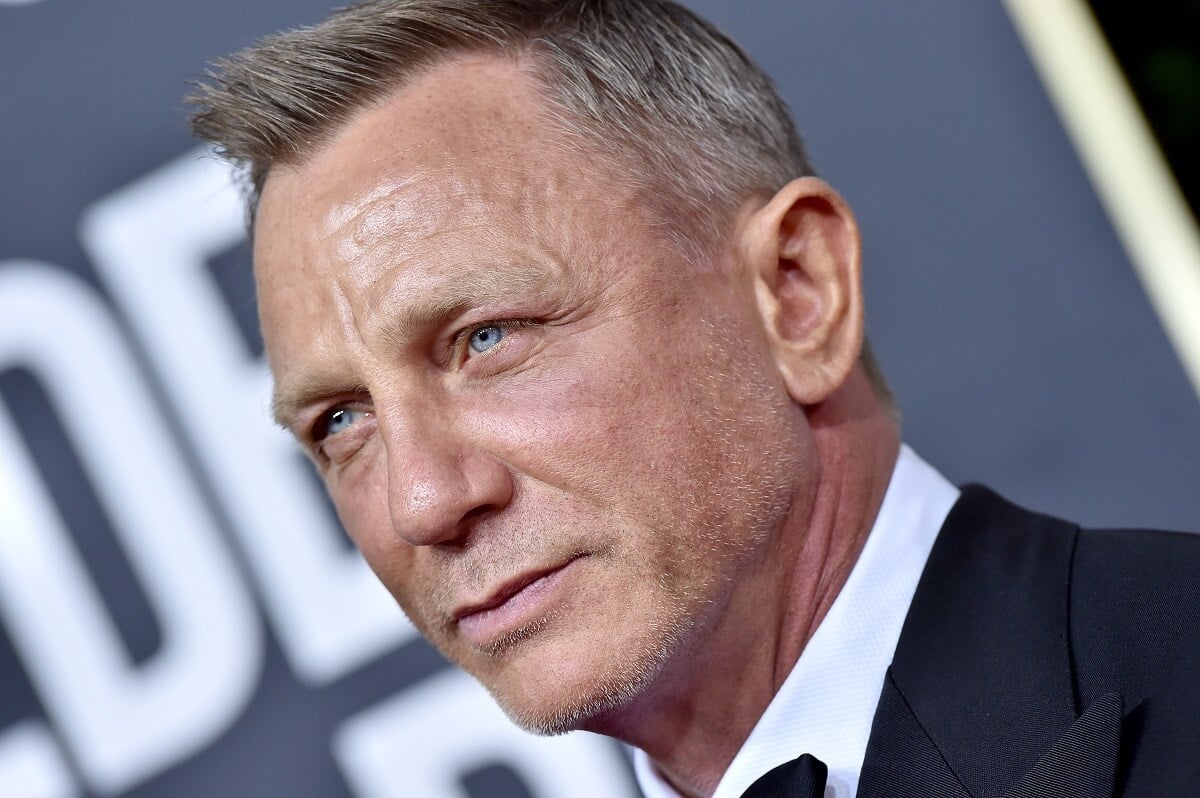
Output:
top-left (632, 445), bottom-right (959, 798)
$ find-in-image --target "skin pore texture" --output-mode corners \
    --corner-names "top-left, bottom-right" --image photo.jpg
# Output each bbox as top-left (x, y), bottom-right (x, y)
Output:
top-left (254, 55), bottom-right (900, 798)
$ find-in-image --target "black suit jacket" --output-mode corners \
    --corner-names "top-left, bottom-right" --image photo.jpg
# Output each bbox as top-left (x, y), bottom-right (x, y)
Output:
top-left (856, 486), bottom-right (1200, 798)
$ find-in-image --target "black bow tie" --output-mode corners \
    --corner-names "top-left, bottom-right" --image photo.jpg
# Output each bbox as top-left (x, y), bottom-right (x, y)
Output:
top-left (739, 753), bottom-right (828, 798)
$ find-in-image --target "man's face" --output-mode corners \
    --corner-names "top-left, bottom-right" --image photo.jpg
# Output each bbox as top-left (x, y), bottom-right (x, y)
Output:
top-left (254, 57), bottom-right (811, 732)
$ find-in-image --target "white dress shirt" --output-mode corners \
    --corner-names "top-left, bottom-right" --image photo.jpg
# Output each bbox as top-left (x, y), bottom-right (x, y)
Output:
top-left (632, 445), bottom-right (959, 798)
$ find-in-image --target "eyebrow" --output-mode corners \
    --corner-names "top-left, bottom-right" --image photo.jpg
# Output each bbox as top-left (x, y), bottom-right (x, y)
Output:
top-left (271, 373), bottom-right (367, 434)
top-left (269, 260), bottom-right (558, 433)
top-left (376, 262), bottom-right (547, 348)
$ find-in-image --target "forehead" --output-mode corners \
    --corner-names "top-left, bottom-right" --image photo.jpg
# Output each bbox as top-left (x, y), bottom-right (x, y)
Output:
top-left (252, 55), bottom-right (659, 367)
top-left (256, 54), bottom-right (639, 263)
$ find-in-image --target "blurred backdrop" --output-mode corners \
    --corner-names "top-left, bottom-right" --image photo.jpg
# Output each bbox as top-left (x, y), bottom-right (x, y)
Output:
top-left (1, 1), bottom-right (1197, 797)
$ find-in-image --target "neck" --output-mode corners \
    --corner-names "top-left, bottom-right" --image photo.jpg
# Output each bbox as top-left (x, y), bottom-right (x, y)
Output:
top-left (590, 375), bottom-right (900, 797)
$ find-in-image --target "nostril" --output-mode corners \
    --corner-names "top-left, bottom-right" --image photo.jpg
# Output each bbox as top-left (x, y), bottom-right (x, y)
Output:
top-left (427, 504), bottom-right (498, 551)
top-left (461, 504), bottom-right (496, 525)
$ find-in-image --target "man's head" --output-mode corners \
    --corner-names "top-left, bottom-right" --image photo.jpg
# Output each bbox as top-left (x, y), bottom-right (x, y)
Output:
top-left (192, 0), bottom-right (896, 738)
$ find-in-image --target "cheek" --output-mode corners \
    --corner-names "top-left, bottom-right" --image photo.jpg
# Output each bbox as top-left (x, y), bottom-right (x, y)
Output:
top-left (480, 355), bottom-right (673, 486)
top-left (329, 451), bottom-right (386, 540)
top-left (327, 459), bottom-right (424, 607)
top-left (473, 319), bottom-right (785, 522)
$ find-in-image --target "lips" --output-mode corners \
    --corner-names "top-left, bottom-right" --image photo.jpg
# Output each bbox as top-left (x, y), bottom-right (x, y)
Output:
top-left (452, 557), bottom-right (581, 647)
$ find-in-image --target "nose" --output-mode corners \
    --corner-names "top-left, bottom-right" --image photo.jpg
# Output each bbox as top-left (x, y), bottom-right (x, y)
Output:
top-left (378, 408), bottom-right (513, 547)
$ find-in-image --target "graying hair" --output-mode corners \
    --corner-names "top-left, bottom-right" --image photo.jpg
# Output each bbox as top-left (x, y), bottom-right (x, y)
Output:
top-left (189, 0), bottom-right (894, 406)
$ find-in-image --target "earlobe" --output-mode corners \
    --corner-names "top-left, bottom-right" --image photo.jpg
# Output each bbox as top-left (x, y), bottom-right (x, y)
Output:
top-left (745, 177), bottom-right (864, 405)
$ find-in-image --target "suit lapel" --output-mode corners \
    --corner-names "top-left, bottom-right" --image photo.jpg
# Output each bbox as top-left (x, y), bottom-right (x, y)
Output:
top-left (1005, 692), bottom-right (1124, 798)
top-left (858, 486), bottom-right (1125, 798)
top-left (856, 671), bottom-right (971, 798)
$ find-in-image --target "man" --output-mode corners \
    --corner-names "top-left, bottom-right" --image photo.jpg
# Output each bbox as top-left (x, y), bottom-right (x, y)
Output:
top-left (190, 1), bottom-right (1200, 796)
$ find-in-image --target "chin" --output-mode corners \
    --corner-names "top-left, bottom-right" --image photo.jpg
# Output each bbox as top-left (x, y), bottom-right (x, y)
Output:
top-left (494, 675), bottom-right (643, 737)
top-left (471, 615), bottom-right (685, 737)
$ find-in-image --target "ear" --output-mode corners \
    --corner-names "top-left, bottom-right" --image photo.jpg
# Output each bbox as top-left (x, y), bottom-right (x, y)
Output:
top-left (741, 177), bottom-right (864, 405)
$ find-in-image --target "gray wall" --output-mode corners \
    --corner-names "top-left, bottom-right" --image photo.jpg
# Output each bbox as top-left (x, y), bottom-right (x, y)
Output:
top-left (1, 2), bottom-right (1197, 797)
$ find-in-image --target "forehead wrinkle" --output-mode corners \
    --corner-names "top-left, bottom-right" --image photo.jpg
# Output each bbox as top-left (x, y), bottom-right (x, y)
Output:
top-left (320, 157), bottom-right (518, 271)
top-left (322, 182), bottom-right (439, 270)
top-left (321, 175), bottom-right (424, 264)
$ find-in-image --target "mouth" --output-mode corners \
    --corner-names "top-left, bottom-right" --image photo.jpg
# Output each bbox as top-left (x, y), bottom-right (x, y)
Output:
top-left (452, 556), bottom-right (584, 647)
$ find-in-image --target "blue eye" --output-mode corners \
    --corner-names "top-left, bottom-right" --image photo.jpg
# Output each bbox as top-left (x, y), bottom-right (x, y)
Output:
top-left (321, 407), bottom-right (361, 439)
top-left (468, 325), bottom-right (506, 354)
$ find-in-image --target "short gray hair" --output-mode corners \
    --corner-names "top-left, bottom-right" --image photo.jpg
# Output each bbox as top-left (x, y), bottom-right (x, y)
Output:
top-left (189, 0), bottom-right (894, 406)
